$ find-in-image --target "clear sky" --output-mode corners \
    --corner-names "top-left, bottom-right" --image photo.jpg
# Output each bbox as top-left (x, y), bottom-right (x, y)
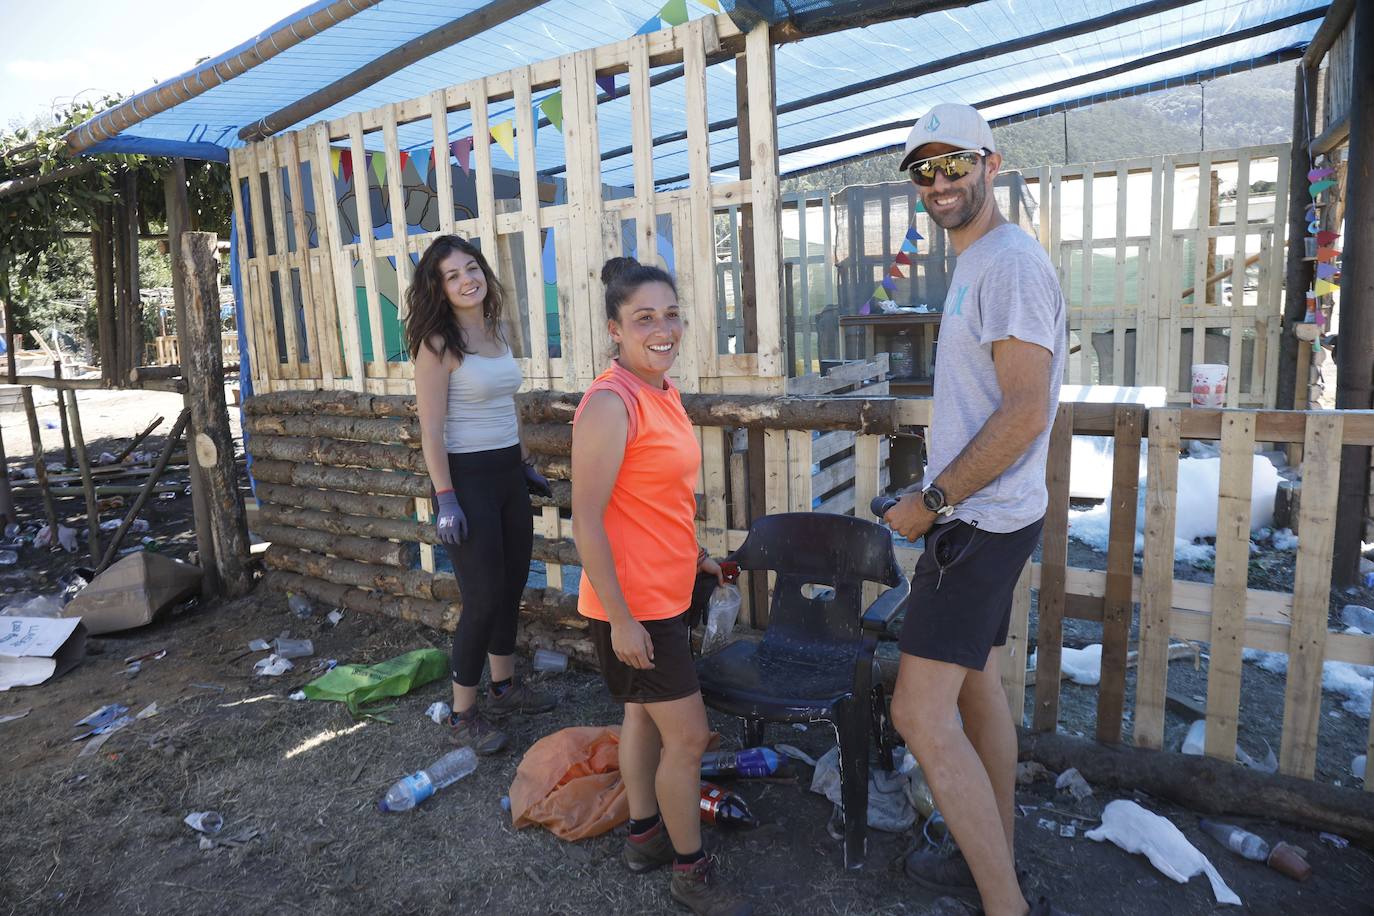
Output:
top-left (1, 0), bottom-right (304, 129)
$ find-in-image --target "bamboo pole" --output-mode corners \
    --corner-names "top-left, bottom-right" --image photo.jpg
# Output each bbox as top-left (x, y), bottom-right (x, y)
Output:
top-left (96, 410), bottom-right (190, 573)
top-left (53, 362), bottom-right (74, 467)
top-left (64, 389), bottom-right (101, 562)
top-left (114, 415), bottom-right (164, 463)
top-left (20, 388), bottom-right (61, 537)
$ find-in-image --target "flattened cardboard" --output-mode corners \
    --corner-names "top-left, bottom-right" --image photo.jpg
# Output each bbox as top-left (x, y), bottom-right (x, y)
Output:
top-left (0, 617), bottom-right (87, 690)
top-left (61, 552), bottom-right (202, 635)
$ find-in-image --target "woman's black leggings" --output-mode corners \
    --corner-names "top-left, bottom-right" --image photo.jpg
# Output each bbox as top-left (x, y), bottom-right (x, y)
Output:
top-left (438, 445), bottom-right (534, 687)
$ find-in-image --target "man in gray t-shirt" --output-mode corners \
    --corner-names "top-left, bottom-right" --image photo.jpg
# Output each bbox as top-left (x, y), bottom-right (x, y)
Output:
top-left (883, 104), bottom-right (1067, 916)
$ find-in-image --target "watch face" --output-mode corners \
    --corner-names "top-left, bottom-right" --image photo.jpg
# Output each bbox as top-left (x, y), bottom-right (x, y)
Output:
top-left (922, 487), bottom-right (943, 511)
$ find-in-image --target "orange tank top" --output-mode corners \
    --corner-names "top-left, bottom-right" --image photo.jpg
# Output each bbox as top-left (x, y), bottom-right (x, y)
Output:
top-left (573, 361), bottom-right (701, 622)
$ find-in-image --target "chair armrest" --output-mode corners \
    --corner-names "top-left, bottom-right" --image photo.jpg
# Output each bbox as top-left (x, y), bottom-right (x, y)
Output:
top-left (861, 577), bottom-right (910, 636)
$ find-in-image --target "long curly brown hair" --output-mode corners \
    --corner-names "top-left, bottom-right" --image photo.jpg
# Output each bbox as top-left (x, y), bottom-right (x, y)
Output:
top-left (404, 235), bottom-right (507, 361)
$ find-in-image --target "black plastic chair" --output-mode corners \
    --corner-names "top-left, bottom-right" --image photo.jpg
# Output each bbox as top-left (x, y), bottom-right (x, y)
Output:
top-left (694, 512), bottom-right (910, 869)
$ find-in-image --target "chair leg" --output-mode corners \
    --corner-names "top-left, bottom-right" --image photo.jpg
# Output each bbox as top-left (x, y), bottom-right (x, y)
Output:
top-left (742, 718), bottom-right (764, 748)
top-left (871, 682), bottom-right (895, 772)
top-left (835, 699), bottom-right (870, 869)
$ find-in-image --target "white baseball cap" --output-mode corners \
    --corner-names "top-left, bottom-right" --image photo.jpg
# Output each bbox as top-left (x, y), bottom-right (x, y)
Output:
top-left (899, 103), bottom-right (996, 172)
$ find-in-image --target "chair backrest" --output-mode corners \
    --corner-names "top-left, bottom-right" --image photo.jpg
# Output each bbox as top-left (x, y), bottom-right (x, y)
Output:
top-left (731, 512), bottom-right (903, 647)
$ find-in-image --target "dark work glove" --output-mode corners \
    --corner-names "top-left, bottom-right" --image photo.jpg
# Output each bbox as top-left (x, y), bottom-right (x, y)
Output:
top-left (435, 490), bottom-right (467, 545)
top-left (523, 461), bottom-right (553, 500)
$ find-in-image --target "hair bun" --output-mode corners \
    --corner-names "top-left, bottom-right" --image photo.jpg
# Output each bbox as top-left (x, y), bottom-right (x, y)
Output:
top-left (601, 256), bottom-right (640, 286)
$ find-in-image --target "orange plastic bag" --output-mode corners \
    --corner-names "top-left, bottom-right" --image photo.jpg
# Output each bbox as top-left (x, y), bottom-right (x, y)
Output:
top-left (509, 726), bottom-right (628, 840)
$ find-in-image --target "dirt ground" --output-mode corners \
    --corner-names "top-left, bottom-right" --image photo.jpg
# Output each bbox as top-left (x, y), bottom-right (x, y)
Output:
top-left (4, 393), bottom-right (1374, 915)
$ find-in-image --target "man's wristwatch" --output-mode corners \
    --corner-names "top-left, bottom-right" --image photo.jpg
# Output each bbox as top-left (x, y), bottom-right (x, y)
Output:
top-left (921, 483), bottom-right (955, 517)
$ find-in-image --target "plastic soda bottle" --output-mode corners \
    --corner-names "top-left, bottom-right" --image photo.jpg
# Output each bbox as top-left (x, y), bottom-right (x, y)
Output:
top-left (700, 747), bottom-right (781, 779)
top-left (379, 748), bottom-right (478, 812)
top-left (1199, 819), bottom-right (1270, 861)
top-left (698, 781), bottom-right (759, 828)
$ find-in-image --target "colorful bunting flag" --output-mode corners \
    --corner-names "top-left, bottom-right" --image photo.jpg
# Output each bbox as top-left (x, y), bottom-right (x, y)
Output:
top-left (1310, 179), bottom-right (1335, 196)
top-left (881, 276), bottom-right (897, 293)
top-left (900, 238), bottom-right (919, 255)
top-left (888, 263), bottom-right (906, 280)
top-left (699, 0), bottom-right (721, 10)
top-left (1308, 220), bottom-right (1321, 235)
top-left (399, 151), bottom-right (410, 173)
top-left (1307, 167), bottom-right (1334, 182)
top-left (413, 147), bottom-right (431, 184)
top-left (596, 75), bottom-right (616, 97)
top-left (893, 251), bottom-right (911, 267)
top-left (659, 0), bottom-right (688, 26)
top-left (905, 226), bottom-right (922, 243)
top-left (859, 299), bottom-right (874, 315)
top-left (540, 92), bottom-right (564, 131)
top-left (1317, 246), bottom-right (1340, 262)
top-left (874, 284), bottom-right (891, 301)
top-left (1316, 230), bottom-right (1339, 246)
top-left (340, 150), bottom-right (353, 184)
top-left (1305, 204), bottom-right (1318, 220)
top-left (636, 14), bottom-right (661, 34)
top-left (451, 137), bottom-right (474, 176)
top-left (490, 120), bottom-right (515, 158)
top-left (1315, 278), bottom-right (1338, 296)
top-left (370, 151), bottom-right (387, 186)
top-left (1316, 262), bottom-right (1339, 280)
top-left (330, 149), bottom-right (342, 179)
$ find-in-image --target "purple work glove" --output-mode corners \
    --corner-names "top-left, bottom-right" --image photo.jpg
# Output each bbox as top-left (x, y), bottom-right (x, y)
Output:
top-left (523, 461), bottom-right (553, 499)
top-left (434, 489), bottom-right (467, 545)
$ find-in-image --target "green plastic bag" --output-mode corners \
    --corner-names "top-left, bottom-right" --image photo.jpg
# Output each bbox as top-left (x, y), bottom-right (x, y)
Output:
top-left (301, 648), bottom-right (448, 717)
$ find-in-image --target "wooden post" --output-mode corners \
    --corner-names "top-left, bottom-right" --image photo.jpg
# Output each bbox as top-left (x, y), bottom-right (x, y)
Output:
top-left (0, 418), bottom-right (12, 526)
top-left (1276, 64), bottom-right (1320, 414)
top-left (165, 161), bottom-right (220, 590)
top-left (0, 261), bottom-right (15, 524)
top-left (181, 231), bottom-right (252, 597)
top-left (1333, 2), bottom-right (1374, 585)
top-left (92, 204), bottom-right (118, 385)
top-left (20, 387), bottom-right (61, 537)
top-left (64, 389), bottom-right (101, 562)
top-left (52, 361), bottom-right (74, 467)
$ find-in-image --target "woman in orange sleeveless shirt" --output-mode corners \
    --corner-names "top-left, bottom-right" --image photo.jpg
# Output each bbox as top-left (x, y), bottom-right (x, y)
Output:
top-left (571, 258), bottom-right (749, 915)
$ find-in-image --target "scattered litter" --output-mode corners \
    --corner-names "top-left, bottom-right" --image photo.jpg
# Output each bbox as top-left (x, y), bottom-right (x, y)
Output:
top-left (124, 648), bottom-right (167, 665)
top-left (300, 648), bottom-right (448, 717)
top-left (307, 658), bottom-right (338, 675)
top-left (1026, 644), bottom-right (1102, 686)
top-left (198, 826), bottom-right (261, 851)
top-left (380, 747), bottom-right (478, 812)
top-left (98, 519), bottom-right (121, 532)
top-left (1038, 818), bottom-right (1057, 832)
top-left (128, 519), bottom-right (150, 534)
top-left (500, 795), bottom-right (511, 814)
top-left (1271, 528), bottom-right (1299, 551)
top-left (1016, 760), bottom-right (1052, 785)
top-left (426, 701), bottom-right (452, 724)
top-left (2, 594), bottom-right (65, 618)
top-left (0, 616), bottom-right (86, 689)
top-left (191, 683), bottom-right (225, 692)
top-left (288, 691), bottom-right (307, 701)
top-left (0, 707), bottom-right (32, 725)
top-left (326, 609), bottom-right (344, 626)
top-left (123, 661), bottom-right (142, 678)
top-left (95, 452), bottom-right (118, 466)
top-left (254, 654), bottom-right (294, 677)
top-left (532, 648), bottom-right (568, 673)
top-left (810, 745), bottom-right (926, 832)
top-left (791, 723), bottom-right (808, 732)
top-left (288, 593), bottom-right (313, 619)
top-left (272, 637), bottom-right (313, 659)
top-left (1200, 819), bottom-right (1269, 861)
top-left (1059, 823), bottom-right (1076, 838)
top-left (77, 702), bottom-right (157, 757)
top-left (700, 781), bottom-right (758, 828)
top-left (1267, 841), bottom-right (1312, 881)
top-left (1180, 720), bottom-right (1279, 771)
top-left (248, 639), bottom-right (270, 652)
top-left (61, 552), bottom-right (201, 635)
top-left (1340, 604), bottom-right (1374, 634)
top-left (76, 703), bottom-right (129, 730)
top-left (183, 811), bottom-right (223, 835)
top-left (0, 550), bottom-right (16, 566)
top-left (774, 744), bottom-right (817, 767)
top-left (1086, 800), bottom-right (1241, 906)
top-left (1354, 755), bottom-right (1366, 780)
top-left (1319, 832), bottom-right (1349, 849)
top-left (1055, 767), bottom-right (1093, 801)
top-left (701, 581), bottom-right (743, 655)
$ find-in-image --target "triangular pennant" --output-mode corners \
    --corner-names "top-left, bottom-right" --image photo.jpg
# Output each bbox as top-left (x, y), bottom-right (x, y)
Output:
top-left (1305, 204), bottom-right (1318, 220)
top-left (370, 152), bottom-right (387, 186)
top-left (1316, 262), bottom-right (1339, 280)
top-left (873, 284), bottom-right (891, 301)
top-left (914, 199), bottom-right (926, 213)
top-left (1315, 278), bottom-right (1337, 296)
top-left (1307, 167), bottom-right (1334, 182)
top-left (699, 0), bottom-right (721, 10)
top-left (636, 14), bottom-right (662, 34)
top-left (859, 298), bottom-right (874, 315)
top-left (893, 251), bottom-right (912, 267)
top-left (1308, 220), bottom-right (1321, 235)
top-left (451, 137), bottom-right (474, 176)
top-left (540, 92), bottom-right (564, 131)
top-left (1317, 246), bottom-right (1340, 261)
top-left (881, 276), bottom-right (897, 293)
top-left (413, 147), bottom-right (431, 184)
top-left (1314, 309), bottom-right (1326, 329)
top-left (329, 149), bottom-right (341, 179)
top-left (900, 238), bottom-right (919, 255)
top-left (905, 225), bottom-right (922, 243)
top-left (340, 150), bottom-right (353, 184)
top-left (888, 263), bottom-right (906, 279)
top-left (596, 75), bottom-right (616, 97)
top-left (490, 120), bottom-right (515, 158)
top-left (1310, 179), bottom-right (1335, 196)
top-left (1316, 230), bottom-right (1339, 246)
top-left (659, 0), bottom-right (688, 26)
top-left (399, 151), bottom-right (410, 173)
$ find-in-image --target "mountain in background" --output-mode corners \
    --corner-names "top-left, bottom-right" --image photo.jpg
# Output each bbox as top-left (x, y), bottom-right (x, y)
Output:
top-left (783, 62), bottom-right (1296, 191)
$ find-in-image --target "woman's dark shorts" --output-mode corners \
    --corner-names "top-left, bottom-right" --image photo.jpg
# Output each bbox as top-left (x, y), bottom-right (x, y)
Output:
top-left (588, 611), bottom-right (700, 704)
top-left (898, 517), bottom-right (1044, 671)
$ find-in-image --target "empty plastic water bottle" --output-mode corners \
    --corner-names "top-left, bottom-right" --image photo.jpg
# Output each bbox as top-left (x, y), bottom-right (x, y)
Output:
top-left (379, 748), bottom-right (478, 812)
top-left (700, 747), bottom-right (781, 779)
top-left (1199, 819), bottom-right (1270, 861)
top-left (287, 593), bottom-right (313, 619)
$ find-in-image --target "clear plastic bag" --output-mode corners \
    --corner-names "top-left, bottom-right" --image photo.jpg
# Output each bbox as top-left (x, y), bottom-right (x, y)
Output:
top-left (701, 583), bottom-right (742, 655)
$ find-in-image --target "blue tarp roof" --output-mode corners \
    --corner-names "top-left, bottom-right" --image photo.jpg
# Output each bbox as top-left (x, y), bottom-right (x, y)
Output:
top-left (77, 0), bottom-right (1326, 185)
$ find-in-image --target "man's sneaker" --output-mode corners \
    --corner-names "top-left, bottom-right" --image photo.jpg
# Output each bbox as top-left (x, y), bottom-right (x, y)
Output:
top-left (669, 856), bottom-right (752, 916)
top-left (486, 677), bottom-right (557, 718)
top-left (448, 708), bottom-right (507, 755)
top-left (622, 820), bottom-right (675, 873)
top-left (903, 847), bottom-right (978, 900)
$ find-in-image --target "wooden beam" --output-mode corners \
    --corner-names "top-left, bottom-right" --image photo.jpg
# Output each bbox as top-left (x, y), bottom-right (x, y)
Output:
top-left (181, 231), bottom-right (252, 596)
top-left (238, 0), bottom-right (553, 141)
top-left (1302, 0), bottom-right (1355, 67)
top-left (1310, 113), bottom-right (1350, 156)
top-left (0, 160), bottom-right (101, 200)
top-left (64, 390), bottom-right (102, 562)
top-left (1276, 63), bottom-right (1320, 416)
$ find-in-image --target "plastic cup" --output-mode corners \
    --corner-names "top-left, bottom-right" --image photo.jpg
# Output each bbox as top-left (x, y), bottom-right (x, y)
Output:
top-left (1190, 363), bottom-right (1228, 408)
top-left (273, 637), bottom-right (314, 659)
top-left (532, 648), bottom-right (568, 673)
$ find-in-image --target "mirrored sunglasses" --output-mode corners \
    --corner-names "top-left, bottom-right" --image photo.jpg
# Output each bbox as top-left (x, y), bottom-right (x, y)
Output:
top-left (907, 149), bottom-right (985, 187)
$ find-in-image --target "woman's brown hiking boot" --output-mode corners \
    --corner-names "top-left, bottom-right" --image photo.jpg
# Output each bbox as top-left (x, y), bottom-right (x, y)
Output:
top-left (669, 855), bottom-right (752, 915)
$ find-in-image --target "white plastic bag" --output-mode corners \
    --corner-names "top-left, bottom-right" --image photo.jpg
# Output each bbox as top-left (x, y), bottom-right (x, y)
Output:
top-left (1085, 800), bottom-right (1241, 906)
top-left (701, 583), bottom-right (741, 655)
top-left (809, 745), bottom-right (920, 833)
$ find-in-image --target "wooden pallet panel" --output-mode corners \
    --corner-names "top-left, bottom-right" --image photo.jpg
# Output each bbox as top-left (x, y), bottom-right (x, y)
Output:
top-left (1033, 403), bottom-right (1073, 732)
top-left (1133, 408), bottom-right (1181, 749)
top-left (1097, 403), bottom-right (1143, 744)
